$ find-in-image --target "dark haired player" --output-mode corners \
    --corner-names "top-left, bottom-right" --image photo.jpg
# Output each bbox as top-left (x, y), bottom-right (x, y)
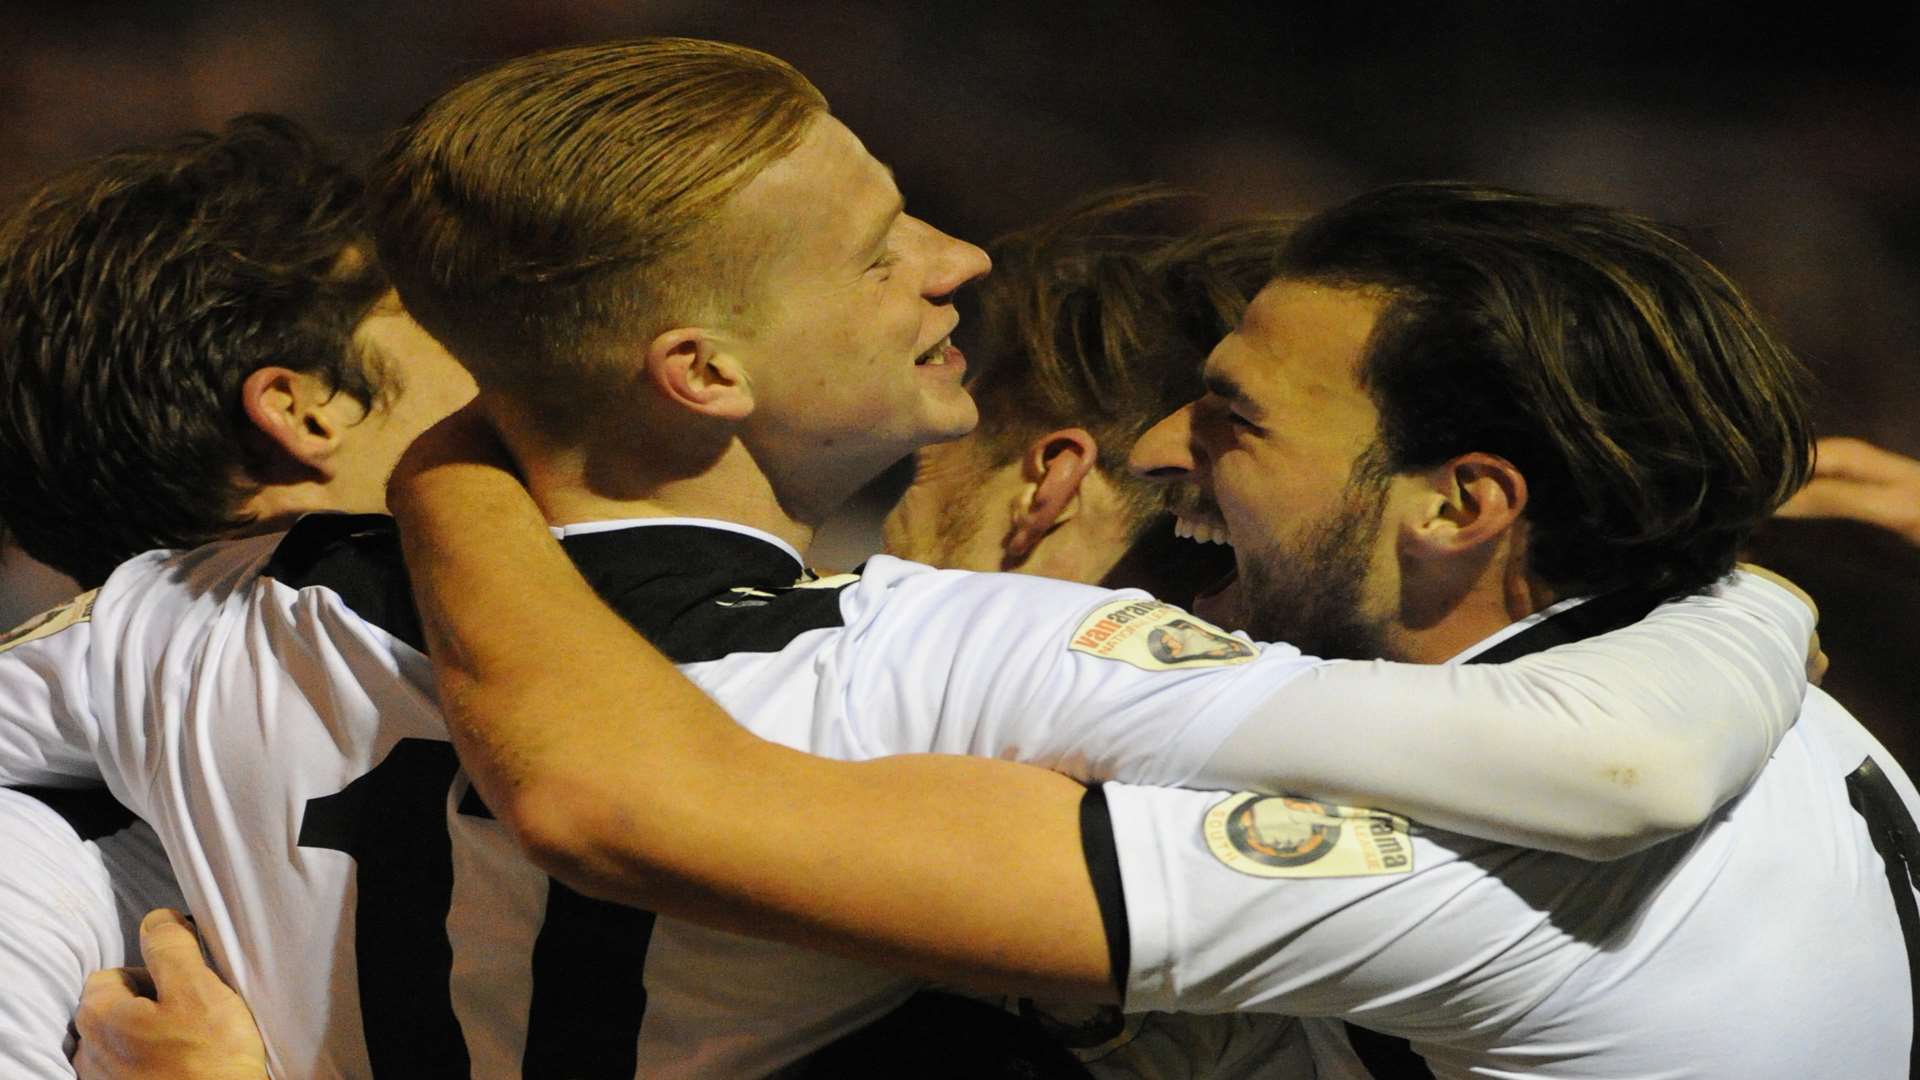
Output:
top-left (0, 114), bottom-right (472, 1074)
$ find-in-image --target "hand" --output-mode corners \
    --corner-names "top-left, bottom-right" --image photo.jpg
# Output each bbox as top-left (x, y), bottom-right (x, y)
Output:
top-left (71, 909), bottom-right (269, 1080)
top-left (1736, 562), bottom-right (1827, 686)
top-left (1777, 437), bottom-right (1920, 548)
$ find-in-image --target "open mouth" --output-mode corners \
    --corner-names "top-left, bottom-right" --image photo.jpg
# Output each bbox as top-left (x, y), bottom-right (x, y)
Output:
top-left (1172, 514), bottom-right (1231, 547)
top-left (914, 337), bottom-right (960, 367)
top-left (1171, 513), bottom-right (1241, 624)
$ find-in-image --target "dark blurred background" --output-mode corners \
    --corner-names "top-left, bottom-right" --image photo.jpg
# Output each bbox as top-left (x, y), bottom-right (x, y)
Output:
top-left (4, 0), bottom-right (1917, 758)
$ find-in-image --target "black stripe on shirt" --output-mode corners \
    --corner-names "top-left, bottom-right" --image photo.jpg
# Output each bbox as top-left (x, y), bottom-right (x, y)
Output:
top-left (1345, 587), bottom-right (1669, 1080)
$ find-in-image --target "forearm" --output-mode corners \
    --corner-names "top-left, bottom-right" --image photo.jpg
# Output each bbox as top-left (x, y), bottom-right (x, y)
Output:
top-left (391, 457), bottom-right (1113, 999)
top-left (1196, 573), bottom-right (1811, 857)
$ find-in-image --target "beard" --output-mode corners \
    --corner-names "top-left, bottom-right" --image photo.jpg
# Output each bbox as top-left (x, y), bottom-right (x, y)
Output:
top-left (1237, 479), bottom-right (1397, 661)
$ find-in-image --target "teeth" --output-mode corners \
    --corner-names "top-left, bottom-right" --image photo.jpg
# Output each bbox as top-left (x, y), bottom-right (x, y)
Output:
top-left (1174, 516), bottom-right (1232, 546)
top-left (916, 338), bottom-right (950, 366)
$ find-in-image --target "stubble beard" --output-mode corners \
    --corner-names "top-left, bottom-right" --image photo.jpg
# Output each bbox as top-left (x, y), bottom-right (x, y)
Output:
top-left (1238, 482), bottom-right (1398, 661)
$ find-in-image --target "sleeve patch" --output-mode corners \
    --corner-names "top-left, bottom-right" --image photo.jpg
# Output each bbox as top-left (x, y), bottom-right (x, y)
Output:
top-left (0, 590), bottom-right (97, 655)
top-left (1068, 598), bottom-right (1255, 671)
top-left (1203, 793), bottom-right (1414, 878)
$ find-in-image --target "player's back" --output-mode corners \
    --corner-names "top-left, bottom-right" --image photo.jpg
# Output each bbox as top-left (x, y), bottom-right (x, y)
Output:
top-left (19, 518), bottom-right (916, 1077)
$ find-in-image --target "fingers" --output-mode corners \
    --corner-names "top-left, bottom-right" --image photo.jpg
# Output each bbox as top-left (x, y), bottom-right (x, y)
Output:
top-left (138, 908), bottom-right (217, 1005)
top-left (1808, 629), bottom-right (1829, 687)
top-left (79, 966), bottom-right (153, 1013)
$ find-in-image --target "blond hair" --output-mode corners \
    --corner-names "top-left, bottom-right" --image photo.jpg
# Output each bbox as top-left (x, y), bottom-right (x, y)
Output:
top-left (370, 38), bottom-right (826, 421)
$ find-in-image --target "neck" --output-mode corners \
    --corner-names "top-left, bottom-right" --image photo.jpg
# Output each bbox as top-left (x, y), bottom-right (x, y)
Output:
top-left (1392, 539), bottom-right (1560, 663)
top-left (490, 396), bottom-right (817, 556)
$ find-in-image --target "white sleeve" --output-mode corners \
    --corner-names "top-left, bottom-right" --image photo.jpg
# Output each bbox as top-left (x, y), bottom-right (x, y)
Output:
top-left (0, 593), bottom-right (108, 787)
top-left (1190, 570), bottom-right (1811, 857)
top-left (1101, 780), bottom-right (1502, 1019)
top-left (833, 559), bottom-right (1318, 785)
top-left (0, 789), bottom-right (128, 1079)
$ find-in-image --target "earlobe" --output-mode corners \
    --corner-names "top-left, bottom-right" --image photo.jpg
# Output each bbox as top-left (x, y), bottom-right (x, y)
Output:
top-left (646, 328), bottom-right (754, 422)
top-left (1006, 428), bottom-right (1100, 559)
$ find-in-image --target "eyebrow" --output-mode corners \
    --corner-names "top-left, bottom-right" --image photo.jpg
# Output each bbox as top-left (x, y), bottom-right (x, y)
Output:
top-left (1204, 370), bottom-right (1252, 409)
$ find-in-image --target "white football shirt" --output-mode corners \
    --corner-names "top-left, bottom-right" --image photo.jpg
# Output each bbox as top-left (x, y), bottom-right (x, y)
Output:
top-left (0, 515), bottom-right (1813, 1076)
top-left (1107, 602), bottom-right (1917, 1078)
top-left (0, 787), bottom-right (183, 1078)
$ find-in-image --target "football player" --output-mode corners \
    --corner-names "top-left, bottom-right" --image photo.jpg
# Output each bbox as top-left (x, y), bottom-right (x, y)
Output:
top-left (0, 114), bottom-right (474, 1075)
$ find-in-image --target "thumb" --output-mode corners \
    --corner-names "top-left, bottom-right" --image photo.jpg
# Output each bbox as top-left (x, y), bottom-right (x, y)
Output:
top-left (138, 909), bottom-right (215, 1002)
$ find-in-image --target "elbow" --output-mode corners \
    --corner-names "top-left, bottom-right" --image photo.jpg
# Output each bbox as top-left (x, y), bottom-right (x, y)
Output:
top-left (493, 778), bottom-right (660, 906)
top-left (1555, 766), bottom-right (1724, 861)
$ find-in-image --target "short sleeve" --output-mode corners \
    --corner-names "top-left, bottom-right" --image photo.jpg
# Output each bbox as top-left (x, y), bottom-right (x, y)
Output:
top-left (0, 593), bottom-right (107, 787)
top-left (832, 559), bottom-right (1320, 784)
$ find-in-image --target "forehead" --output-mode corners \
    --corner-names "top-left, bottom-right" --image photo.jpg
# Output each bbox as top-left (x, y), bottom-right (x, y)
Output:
top-left (719, 114), bottom-right (899, 268)
top-left (1207, 280), bottom-right (1384, 407)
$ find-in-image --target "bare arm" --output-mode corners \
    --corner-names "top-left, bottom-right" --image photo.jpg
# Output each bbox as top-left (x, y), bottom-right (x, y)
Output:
top-left (388, 409), bottom-right (1811, 993)
top-left (1776, 436), bottom-right (1920, 546)
top-left (389, 416), bottom-right (1113, 1000)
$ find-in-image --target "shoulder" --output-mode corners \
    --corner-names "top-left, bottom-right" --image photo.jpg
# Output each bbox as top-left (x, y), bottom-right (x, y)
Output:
top-left (259, 513), bottom-right (422, 650)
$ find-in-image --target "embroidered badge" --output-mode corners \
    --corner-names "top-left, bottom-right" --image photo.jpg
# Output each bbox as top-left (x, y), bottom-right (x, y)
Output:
top-left (1203, 793), bottom-right (1413, 878)
top-left (1067, 598), bottom-right (1255, 671)
top-left (0, 590), bottom-right (98, 655)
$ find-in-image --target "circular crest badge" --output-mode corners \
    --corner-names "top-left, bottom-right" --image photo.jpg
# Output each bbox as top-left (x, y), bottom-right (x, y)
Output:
top-left (1205, 793), bottom-right (1344, 876)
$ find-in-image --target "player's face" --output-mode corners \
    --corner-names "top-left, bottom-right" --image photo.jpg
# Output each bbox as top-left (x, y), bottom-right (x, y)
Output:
top-left (1130, 281), bottom-right (1398, 659)
top-left (332, 293), bottom-right (477, 512)
top-left (722, 115), bottom-right (991, 483)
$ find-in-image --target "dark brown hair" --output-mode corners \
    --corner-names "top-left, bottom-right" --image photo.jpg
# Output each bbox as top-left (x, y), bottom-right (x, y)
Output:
top-left (965, 190), bottom-right (1294, 528)
top-left (1277, 181), bottom-right (1814, 594)
top-left (0, 114), bottom-right (388, 586)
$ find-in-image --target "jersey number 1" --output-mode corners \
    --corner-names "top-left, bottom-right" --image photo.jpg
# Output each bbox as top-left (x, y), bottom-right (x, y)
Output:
top-left (299, 738), bottom-right (655, 1077)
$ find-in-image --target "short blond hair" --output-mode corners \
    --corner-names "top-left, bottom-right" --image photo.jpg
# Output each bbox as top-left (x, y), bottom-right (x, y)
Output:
top-left (370, 39), bottom-right (826, 420)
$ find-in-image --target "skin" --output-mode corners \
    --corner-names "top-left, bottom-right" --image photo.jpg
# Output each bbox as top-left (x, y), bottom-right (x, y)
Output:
top-left (72, 911), bottom-right (266, 1080)
top-left (1132, 281), bottom-right (1547, 664)
top-left (1776, 436), bottom-right (1920, 548)
top-left (881, 428), bottom-right (1148, 583)
top-left (503, 113), bottom-right (990, 547)
top-left (79, 265), bottom-right (1822, 1080)
top-left (239, 293), bottom-right (477, 527)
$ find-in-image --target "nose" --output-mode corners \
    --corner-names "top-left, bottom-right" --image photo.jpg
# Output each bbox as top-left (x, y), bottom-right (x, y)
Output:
top-left (917, 218), bottom-right (992, 302)
top-left (1129, 402), bottom-right (1199, 482)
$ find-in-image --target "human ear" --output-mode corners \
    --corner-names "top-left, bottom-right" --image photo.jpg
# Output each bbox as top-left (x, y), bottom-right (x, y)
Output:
top-left (1404, 452), bottom-right (1529, 557)
top-left (239, 366), bottom-right (352, 479)
top-left (644, 327), bottom-right (755, 422)
top-left (1006, 428), bottom-right (1100, 559)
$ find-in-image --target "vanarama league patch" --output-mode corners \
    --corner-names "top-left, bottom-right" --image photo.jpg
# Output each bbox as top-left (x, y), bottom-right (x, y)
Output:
top-left (1067, 598), bottom-right (1255, 671)
top-left (1203, 793), bottom-right (1413, 878)
top-left (0, 590), bottom-right (97, 655)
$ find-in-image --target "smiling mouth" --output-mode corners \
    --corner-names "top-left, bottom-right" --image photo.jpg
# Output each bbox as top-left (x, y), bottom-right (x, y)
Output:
top-left (914, 337), bottom-right (957, 367)
top-left (1172, 513), bottom-right (1232, 547)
